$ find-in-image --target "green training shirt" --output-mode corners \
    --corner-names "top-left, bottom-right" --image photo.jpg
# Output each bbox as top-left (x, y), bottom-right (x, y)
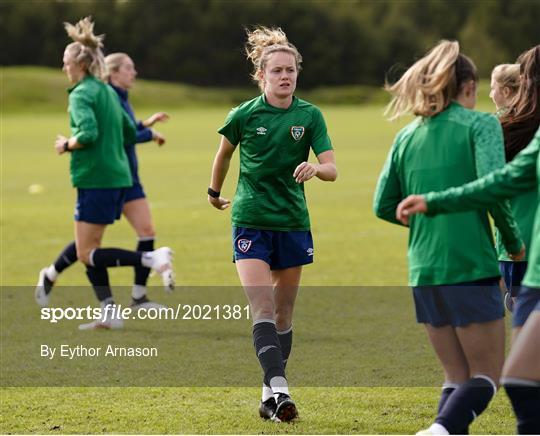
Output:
top-left (494, 115), bottom-right (537, 261)
top-left (68, 75), bottom-right (136, 188)
top-left (218, 95), bottom-right (333, 231)
top-left (426, 127), bottom-right (540, 287)
top-left (374, 102), bottom-right (522, 286)
top-left (496, 188), bottom-right (536, 261)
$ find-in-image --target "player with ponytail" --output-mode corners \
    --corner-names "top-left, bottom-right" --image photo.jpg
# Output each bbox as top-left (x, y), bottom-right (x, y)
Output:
top-left (396, 45), bottom-right (540, 435)
top-left (36, 18), bottom-right (175, 329)
top-left (375, 40), bottom-right (523, 434)
top-left (208, 26), bottom-right (337, 422)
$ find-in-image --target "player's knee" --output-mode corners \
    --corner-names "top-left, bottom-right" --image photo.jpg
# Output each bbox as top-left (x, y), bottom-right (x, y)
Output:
top-left (76, 248), bottom-right (92, 265)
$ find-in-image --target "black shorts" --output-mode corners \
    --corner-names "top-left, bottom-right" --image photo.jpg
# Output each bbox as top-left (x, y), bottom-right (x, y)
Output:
top-left (413, 278), bottom-right (504, 327)
top-left (75, 188), bottom-right (126, 225)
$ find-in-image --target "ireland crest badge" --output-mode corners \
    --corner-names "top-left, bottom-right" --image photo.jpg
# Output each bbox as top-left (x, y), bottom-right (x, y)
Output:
top-left (290, 126), bottom-right (305, 141)
top-left (237, 239), bottom-right (252, 253)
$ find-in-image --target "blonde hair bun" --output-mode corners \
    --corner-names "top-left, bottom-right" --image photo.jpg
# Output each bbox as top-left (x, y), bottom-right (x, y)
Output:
top-left (64, 16), bottom-right (104, 50)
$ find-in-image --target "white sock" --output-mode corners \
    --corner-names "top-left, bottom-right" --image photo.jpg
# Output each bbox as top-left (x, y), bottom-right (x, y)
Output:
top-left (269, 376), bottom-right (289, 397)
top-left (132, 285), bottom-right (147, 300)
top-left (428, 423), bottom-right (449, 435)
top-left (141, 251), bottom-right (154, 268)
top-left (262, 384), bottom-right (273, 402)
top-left (46, 265), bottom-right (59, 281)
top-left (100, 298), bottom-right (114, 309)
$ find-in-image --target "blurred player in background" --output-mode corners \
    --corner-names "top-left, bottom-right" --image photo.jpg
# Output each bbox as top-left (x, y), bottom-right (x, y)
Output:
top-left (36, 51), bottom-right (172, 310)
top-left (490, 48), bottom-right (540, 311)
top-left (490, 63), bottom-right (520, 115)
top-left (374, 40), bottom-right (524, 435)
top-left (35, 17), bottom-right (174, 329)
top-left (396, 46), bottom-right (540, 436)
top-left (397, 130), bottom-right (540, 436)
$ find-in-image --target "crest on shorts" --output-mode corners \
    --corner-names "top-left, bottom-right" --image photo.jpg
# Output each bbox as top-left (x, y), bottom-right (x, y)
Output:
top-left (237, 239), bottom-right (252, 253)
top-left (291, 126), bottom-right (305, 141)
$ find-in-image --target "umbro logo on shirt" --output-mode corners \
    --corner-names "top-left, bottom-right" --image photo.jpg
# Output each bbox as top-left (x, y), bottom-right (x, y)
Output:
top-left (256, 127), bottom-right (267, 135)
top-left (307, 248), bottom-right (314, 256)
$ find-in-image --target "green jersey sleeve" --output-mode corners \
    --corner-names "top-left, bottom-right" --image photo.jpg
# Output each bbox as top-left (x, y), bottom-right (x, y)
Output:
top-left (310, 107), bottom-right (333, 156)
top-left (218, 106), bottom-right (243, 146)
top-left (70, 89), bottom-right (98, 146)
top-left (471, 114), bottom-right (522, 255)
top-left (472, 114), bottom-right (506, 176)
top-left (373, 137), bottom-right (404, 226)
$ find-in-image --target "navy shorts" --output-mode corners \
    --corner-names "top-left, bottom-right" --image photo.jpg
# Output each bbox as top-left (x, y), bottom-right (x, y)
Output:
top-left (413, 277), bottom-right (504, 327)
top-left (75, 188), bottom-right (126, 225)
top-left (124, 181), bottom-right (146, 203)
top-left (232, 227), bottom-right (314, 270)
top-left (499, 261), bottom-right (528, 297)
top-left (512, 286), bottom-right (540, 328)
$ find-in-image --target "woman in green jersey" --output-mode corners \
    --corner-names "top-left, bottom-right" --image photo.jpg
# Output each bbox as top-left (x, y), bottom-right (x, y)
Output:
top-left (489, 63), bottom-right (521, 309)
top-left (496, 46), bottom-right (540, 313)
top-left (397, 129), bottom-right (540, 435)
top-left (374, 40), bottom-right (523, 435)
top-left (208, 26), bottom-right (337, 422)
top-left (39, 17), bottom-right (174, 329)
top-left (397, 50), bottom-right (540, 436)
top-left (36, 52), bottom-right (171, 311)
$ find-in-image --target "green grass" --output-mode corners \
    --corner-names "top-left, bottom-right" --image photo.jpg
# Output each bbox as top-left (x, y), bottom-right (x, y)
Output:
top-left (1, 104), bottom-right (413, 286)
top-left (0, 387), bottom-right (515, 434)
top-left (0, 69), bottom-right (512, 434)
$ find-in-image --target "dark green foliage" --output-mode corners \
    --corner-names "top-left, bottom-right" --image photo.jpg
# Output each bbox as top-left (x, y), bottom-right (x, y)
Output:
top-left (2, 0), bottom-right (539, 87)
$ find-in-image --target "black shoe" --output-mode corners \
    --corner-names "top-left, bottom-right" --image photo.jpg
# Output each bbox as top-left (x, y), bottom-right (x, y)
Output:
top-left (259, 397), bottom-right (277, 420)
top-left (273, 393), bottom-right (298, 422)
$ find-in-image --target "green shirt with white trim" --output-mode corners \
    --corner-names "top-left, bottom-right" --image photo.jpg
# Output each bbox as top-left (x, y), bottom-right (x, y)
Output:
top-left (218, 95), bottom-right (333, 231)
top-left (374, 102), bottom-right (522, 286)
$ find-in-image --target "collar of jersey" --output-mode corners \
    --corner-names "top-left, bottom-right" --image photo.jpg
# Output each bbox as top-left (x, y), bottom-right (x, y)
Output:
top-left (67, 74), bottom-right (95, 93)
top-left (261, 94), bottom-right (298, 113)
top-left (109, 82), bottom-right (129, 101)
top-left (422, 101), bottom-right (462, 122)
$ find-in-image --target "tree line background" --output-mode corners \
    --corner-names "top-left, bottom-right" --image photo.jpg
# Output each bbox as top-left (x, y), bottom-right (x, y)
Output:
top-left (2, 0), bottom-right (539, 89)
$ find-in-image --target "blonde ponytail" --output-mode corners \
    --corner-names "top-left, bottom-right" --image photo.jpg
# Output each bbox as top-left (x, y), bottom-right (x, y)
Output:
top-left (385, 40), bottom-right (477, 120)
top-left (64, 17), bottom-right (106, 81)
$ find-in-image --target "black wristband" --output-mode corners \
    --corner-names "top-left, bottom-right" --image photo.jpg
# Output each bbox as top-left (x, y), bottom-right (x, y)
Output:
top-left (207, 187), bottom-right (220, 198)
top-left (63, 141), bottom-right (71, 152)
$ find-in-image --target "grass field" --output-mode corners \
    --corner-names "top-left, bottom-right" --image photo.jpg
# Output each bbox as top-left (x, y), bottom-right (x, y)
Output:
top-left (0, 69), bottom-right (515, 434)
